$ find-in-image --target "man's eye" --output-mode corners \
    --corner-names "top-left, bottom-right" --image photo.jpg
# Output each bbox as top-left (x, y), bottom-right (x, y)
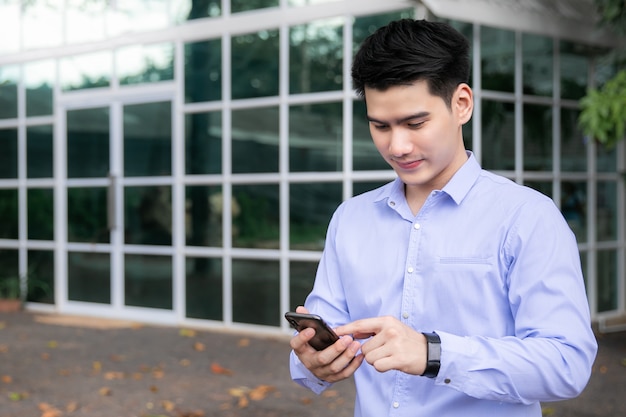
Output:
top-left (372, 124), bottom-right (389, 130)
top-left (408, 121), bottom-right (425, 128)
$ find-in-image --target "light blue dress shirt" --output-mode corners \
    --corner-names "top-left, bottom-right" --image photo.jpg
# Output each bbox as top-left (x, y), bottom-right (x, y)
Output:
top-left (290, 153), bottom-right (597, 417)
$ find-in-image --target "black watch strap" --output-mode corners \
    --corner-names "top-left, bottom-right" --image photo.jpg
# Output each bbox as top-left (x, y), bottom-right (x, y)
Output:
top-left (421, 332), bottom-right (441, 378)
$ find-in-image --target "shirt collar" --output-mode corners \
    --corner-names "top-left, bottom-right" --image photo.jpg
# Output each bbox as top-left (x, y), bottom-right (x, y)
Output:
top-left (442, 151), bottom-right (481, 205)
top-left (374, 151), bottom-right (481, 206)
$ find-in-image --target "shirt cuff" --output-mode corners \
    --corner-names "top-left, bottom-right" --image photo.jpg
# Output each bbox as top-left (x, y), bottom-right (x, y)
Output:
top-left (289, 350), bottom-right (333, 395)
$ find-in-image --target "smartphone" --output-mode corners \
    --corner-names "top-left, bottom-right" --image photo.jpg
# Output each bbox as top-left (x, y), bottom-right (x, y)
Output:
top-left (285, 312), bottom-right (340, 351)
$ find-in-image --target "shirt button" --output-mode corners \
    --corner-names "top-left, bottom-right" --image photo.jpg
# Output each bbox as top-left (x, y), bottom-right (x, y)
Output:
top-left (402, 312), bottom-right (409, 319)
top-left (413, 223), bottom-right (421, 230)
top-left (389, 201), bottom-right (396, 207)
top-left (444, 378), bottom-right (451, 384)
top-left (407, 266), bottom-right (414, 273)
top-left (393, 402), bottom-right (399, 408)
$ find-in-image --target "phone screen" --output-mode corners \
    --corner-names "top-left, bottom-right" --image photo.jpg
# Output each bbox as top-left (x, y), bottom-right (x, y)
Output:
top-left (285, 312), bottom-right (339, 351)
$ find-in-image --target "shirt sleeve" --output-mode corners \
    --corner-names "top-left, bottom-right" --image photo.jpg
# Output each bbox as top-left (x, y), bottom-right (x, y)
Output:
top-left (289, 350), bottom-right (334, 394)
top-left (434, 199), bottom-right (597, 404)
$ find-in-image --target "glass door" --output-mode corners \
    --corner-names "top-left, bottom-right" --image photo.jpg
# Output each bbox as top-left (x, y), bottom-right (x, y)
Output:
top-left (63, 97), bottom-right (174, 317)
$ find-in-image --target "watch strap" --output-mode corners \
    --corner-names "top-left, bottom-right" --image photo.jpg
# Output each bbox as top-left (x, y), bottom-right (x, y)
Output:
top-left (421, 331), bottom-right (441, 378)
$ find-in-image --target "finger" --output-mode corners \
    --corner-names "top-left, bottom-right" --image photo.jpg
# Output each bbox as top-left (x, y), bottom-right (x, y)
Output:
top-left (295, 305), bottom-right (309, 314)
top-left (290, 327), bottom-right (316, 352)
top-left (335, 317), bottom-right (384, 337)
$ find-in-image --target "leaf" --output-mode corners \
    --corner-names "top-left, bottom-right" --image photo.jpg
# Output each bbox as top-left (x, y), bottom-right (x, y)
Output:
top-left (2, 375), bottom-right (12, 383)
top-left (47, 340), bottom-right (58, 348)
top-left (248, 385), bottom-right (276, 401)
top-left (193, 341), bottom-right (206, 352)
top-left (179, 329), bottom-right (197, 337)
top-left (238, 338), bottom-right (250, 347)
top-left (161, 400), bottom-right (175, 411)
top-left (99, 387), bottom-right (112, 396)
top-left (210, 363), bottom-right (233, 376)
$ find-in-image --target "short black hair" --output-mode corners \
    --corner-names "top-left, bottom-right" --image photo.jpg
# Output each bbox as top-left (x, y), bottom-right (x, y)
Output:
top-left (351, 19), bottom-right (470, 107)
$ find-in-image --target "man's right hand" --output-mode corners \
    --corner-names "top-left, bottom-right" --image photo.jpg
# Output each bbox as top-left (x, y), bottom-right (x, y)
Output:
top-left (289, 306), bottom-right (364, 383)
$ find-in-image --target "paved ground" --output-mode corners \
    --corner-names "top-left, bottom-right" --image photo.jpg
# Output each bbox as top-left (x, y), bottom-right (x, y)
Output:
top-left (0, 311), bottom-right (624, 417)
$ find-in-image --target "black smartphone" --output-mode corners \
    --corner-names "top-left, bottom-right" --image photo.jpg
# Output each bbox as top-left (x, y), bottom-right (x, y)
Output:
top-left (285, 312), bottom-right (340, 351)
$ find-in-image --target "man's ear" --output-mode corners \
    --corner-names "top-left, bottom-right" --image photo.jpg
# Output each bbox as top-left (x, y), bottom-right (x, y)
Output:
top-left (454, 83), bottom-right (473, 125)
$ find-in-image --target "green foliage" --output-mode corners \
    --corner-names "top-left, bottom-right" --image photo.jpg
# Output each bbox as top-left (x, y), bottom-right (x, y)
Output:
top-left (578, 69), bottom-right (626, 149)
top-left (595, 0), bottom-right (626, 35)
top-left (0, 276), bottom-right (21, 299)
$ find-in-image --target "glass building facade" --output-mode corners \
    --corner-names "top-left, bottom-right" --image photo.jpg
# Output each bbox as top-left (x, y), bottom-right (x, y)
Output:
top-left (0, 0), bottom-right (623, 333)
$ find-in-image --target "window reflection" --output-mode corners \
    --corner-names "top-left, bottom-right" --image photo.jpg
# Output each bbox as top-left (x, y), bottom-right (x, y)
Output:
top-left (353, 100), bottom-right (387, 171)
top-left (0, 189), bottom-right (18, 239)
top-left (68, 252), bottom-right (111, 304)
top-left (481, 100), bottom-right (515, 170)
top-left (561, 181), bottom-right (587, 242)
top-left (0, 129), bottom-right (18, 178)
top-left (232, 107), bottom-right (279, 173)
top-left (231, 0), bottom-right (278, 13)
top-left (125, 254), bottom-right (172, 310)
top-left (27, 125), bottom-right (53, 178)
top-left (560, 41), bottom-right (590, 100)
top-left (67, 107), bottom-right (110, 178)
top-left (61, 52), bottom-right (111, 91)
top-left (290, 182), bottom-right (342, 250)
top-left (117, 43), bottom-right (174, 85)
top-left (0, 66), bottom-right (19, 119)
top-left (597, 250), bottom-right (617, 312)
top-left (597, 181), bottom-right (617, 241)
top-left (25, 61), bottom-right (54, 117)
top-left (125, 186), bottom-right (172, 246)
top-left (481, 26), bottom-right (515, 92)
top-left (289, 102), bottom-right (343, 172)
top-left (67, 187), bottom-right (109, 244)
top-left (597, 143), bottom-right (617, 173)
top-left (27, 250), bottom-right (54, 304)
top-left (186, 256), bottom-right (222, 320)
top-left (561, 108), bottom-right (587, 172)
top-left (231, 30), bottom-right (279, 99)
top-left (185, 111), bottom-right (222, 175)
top-left (185, 39), bottom-right (222, 103)
top-left (232, 259), bottom-right (279, 326)
top-left (290, 261), bottom-right (317, 310)
top-left (523, 34), bottom-right (553, 96)
top-left (289, 18), bottom-right (343, 94)
top-left (184, 0), bottom-right (221, 20)
top-left (523, 104), bottom-right (552, 171)
top-left (232, 184), bottom-right (279, 249)
top-left (27, 188), bottom-right (54, 241)
top-left (124, 101), bottom-right (172, 177)
top-left (185, 185), bottom-right (223, 247)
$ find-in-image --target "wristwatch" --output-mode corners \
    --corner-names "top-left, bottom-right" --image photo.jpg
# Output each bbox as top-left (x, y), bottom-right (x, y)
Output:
top-left (421, 332), bottom-right (441, 378)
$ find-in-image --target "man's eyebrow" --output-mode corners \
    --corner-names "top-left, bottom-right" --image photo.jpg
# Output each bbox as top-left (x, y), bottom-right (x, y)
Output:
top-left (367, 112), bottom-right (430, 125)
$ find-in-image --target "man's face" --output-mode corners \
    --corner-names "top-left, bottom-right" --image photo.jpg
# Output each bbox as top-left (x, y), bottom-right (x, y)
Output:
top-left (364, 80), bottom-right (472, 199)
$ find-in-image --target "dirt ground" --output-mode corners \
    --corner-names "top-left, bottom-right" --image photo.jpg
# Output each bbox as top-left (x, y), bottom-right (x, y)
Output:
top-left (0, 311), bottom-right (624, 417)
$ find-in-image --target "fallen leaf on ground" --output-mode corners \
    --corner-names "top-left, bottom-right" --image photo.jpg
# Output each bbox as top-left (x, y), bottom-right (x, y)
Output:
top-left (179, 329), bottom-right (196, 337)
top-left (179, 359), bottom-right (191, 366)
top-left (66, 401), bottom-right (78, 412)
top-left (193, 341), bottom-right (205, 351)
top-left (47, 340), bottom-right (58, 348)
top-left (161, 400), bottom-right (175, 411)
top-left (238, 338), bottom-right (250, 347)
top-left (211, 363), bottom-right (233, 375)
top-left (2, 375), bottom-right (12, 383)
top-left (99, 387), bottom-right (112, 396)
top-left (322, 390), bottom-right (339, 398)
top-left (249, 385), bottom-right (276, 401)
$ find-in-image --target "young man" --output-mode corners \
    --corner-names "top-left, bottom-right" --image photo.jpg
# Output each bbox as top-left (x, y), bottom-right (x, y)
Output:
top-left (288, 19), bottom-right (597, 416)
